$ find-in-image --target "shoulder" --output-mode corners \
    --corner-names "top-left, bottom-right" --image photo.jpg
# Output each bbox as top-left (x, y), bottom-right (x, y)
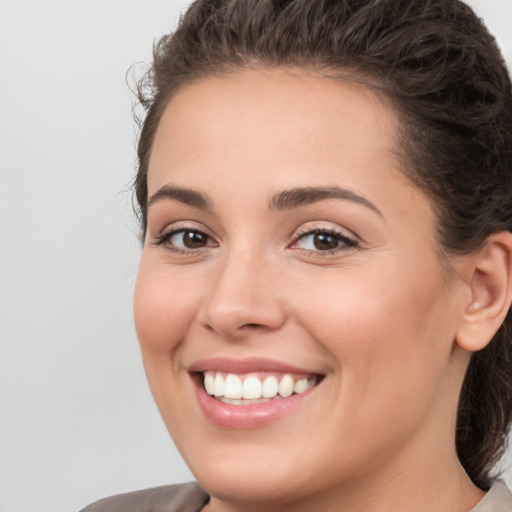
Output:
top-left (471, 480), bottom-right (512, 512)
top-left (80, 482), bottom-right (209, 512)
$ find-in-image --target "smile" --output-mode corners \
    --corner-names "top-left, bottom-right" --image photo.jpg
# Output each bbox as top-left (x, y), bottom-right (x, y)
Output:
top-left (189, 358), bottom-right (324, 428)
top-left (203, 371), bottom-right (318, 404)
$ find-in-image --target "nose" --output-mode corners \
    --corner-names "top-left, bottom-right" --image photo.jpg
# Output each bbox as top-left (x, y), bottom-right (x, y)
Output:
top-left (199, 250), bottom-right (287, 339)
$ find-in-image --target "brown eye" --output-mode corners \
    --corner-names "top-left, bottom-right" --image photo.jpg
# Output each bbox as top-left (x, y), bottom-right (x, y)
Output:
top-left (312, 233), bottom-right (339, 251)
top-left (181, 231), bottom-right (208, 248)
top-left (293, 229), bottom-right (357, 253)
top-left (163, 229), bottom-right (212, 250)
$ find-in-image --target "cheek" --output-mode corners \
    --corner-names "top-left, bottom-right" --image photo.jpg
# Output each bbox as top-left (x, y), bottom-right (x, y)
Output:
top-left (292, 260), bottom-right (455, 380)
top-left (133, 260), bottom-right (202, 429)
top-left (289, 263), bottom-right (457, 453)
top-left (133, 260), bottom-right (202, 353)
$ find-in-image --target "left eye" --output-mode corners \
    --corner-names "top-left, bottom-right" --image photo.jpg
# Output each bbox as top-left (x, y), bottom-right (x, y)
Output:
top-left (293, 230), bottom-right (356, 252)
top-left (166, 230), bottom-right (212, 249)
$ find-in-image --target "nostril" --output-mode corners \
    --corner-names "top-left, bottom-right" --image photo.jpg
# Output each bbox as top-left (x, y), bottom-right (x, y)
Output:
top-left (242, 323), bottom-right (263, 329)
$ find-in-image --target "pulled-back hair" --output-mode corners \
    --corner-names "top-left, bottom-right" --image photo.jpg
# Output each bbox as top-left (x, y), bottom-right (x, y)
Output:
top-left (134, 0), bottom-right (512, 489)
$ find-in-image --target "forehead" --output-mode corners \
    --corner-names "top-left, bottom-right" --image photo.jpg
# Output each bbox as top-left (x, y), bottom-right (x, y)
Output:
top-left (148, 68), bottom-right (402, 192)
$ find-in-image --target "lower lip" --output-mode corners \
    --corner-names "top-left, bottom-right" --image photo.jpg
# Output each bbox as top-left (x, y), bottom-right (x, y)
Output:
top-left (193, 377), bottom-right (318, 429)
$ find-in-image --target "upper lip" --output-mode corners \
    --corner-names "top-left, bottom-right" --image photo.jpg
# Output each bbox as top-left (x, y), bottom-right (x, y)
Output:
top-left (189, 357), bottom-right (320, 375)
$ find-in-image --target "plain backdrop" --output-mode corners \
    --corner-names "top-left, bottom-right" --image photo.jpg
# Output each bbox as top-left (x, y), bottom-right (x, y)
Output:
top-left (1, 1), bottom-right (511, 511)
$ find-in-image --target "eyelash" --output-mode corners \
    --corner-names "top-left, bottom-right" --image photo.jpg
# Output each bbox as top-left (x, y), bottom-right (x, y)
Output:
top-left (151, 227), bottom-right (358, 256)
top-left (151, 229), bottom-right (216, 255)
top-left (290, 228), bottom-right (358, 255)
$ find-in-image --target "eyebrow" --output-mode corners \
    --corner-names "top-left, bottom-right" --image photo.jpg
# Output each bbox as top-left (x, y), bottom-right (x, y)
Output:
top-left (147, 184), bottom-right (382, 217)
top-left (269, 186), bottom-right (382, 216)
top-left (147, 185), bottom-right (212, 211)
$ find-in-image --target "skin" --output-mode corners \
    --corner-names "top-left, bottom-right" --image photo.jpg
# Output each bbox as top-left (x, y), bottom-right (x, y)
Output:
top-left (134, 68), bottom-right (489, 512)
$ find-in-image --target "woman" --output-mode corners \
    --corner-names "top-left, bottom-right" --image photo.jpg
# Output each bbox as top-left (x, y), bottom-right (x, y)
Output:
top-left (83, 0), bottom-right (512, 510)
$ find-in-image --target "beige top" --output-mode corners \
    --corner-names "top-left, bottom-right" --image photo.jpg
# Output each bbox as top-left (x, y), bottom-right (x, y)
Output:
top-left (80, 480), bottom-right (512, 512)
top-left (472, 481), bottom-right (512, 512)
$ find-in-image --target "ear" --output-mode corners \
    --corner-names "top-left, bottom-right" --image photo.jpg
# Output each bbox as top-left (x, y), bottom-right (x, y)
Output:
top-left (456, 231), bottom-right (512, 352)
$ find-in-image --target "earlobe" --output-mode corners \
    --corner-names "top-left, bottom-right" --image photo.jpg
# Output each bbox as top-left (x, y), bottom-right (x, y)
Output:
top-left (456, 231), bottom-right (512, 352)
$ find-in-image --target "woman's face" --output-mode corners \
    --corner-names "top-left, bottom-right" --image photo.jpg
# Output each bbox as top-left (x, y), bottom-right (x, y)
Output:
top-left (134, 69), bottom-right (469, 507)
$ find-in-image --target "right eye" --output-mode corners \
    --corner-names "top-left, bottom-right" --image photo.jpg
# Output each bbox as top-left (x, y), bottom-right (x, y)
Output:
top-left (153, 229), bottom-right (216, 252)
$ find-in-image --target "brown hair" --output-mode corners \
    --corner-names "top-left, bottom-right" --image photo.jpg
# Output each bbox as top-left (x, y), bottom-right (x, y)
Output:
top-left (134, 0), bottom-right (512, 489)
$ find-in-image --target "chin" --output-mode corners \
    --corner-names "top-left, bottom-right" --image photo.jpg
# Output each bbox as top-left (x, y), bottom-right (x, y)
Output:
top-left (191, 457), bottom-right (310, 505)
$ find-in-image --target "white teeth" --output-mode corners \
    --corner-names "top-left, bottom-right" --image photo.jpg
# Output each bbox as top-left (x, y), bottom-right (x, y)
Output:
top-left (203, 371), bottom-right (318, 402)
top-left (295, 376), bottom-right (317, 393)
top-left (262, 375), bottom-right (278, 398)
top-left (242, 376), bottom-right (262, 399)
top-left (278, 374), bottom-right (294, 397)
top-left (294, 378), bottom-right (308, 394)
top-left (213, 373), bottom-right (224, 397)
top-left (204, 373), bottom-right (215, 395)
top-left (224, 374), bottom-right (243, 399)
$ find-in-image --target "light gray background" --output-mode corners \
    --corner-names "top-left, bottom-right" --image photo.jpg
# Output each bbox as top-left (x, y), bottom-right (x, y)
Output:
top-left (1, 1), bottom-right (511, 511)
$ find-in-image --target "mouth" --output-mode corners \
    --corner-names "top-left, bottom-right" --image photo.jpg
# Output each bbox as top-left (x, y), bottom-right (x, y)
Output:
top-left (201, 371), bottom-right (319, 405)
top-left (189, 358), bottom-right (324, 428)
